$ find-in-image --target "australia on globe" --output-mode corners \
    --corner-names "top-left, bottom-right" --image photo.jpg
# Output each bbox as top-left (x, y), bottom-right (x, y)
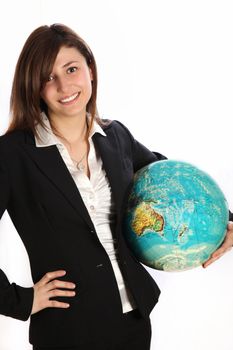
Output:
top-left (124, 160), bottom-right (229, 272)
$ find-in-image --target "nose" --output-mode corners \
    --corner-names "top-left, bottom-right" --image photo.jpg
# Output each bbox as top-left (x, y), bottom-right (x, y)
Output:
top-left (56, 75), bottom-right (70, 93)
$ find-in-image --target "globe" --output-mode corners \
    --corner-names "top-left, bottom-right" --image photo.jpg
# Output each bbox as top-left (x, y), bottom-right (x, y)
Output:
top-left (124, 160), bottom-right (229, 272)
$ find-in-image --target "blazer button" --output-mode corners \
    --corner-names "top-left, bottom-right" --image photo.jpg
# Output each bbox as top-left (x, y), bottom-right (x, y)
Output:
top-left (96, 263), bottom-right (104, 268)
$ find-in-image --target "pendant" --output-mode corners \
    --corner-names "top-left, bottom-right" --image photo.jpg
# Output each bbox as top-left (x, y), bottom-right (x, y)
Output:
top-left (77, 163), bottom-right (85, 171)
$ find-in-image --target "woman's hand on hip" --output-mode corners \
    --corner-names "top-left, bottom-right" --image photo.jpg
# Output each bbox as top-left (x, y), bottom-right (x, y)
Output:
top-left (31, 270), bottom-right (76, 315)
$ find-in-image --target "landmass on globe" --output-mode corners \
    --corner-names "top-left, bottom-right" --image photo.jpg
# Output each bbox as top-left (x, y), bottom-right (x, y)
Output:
top-left (131, 201), bottom-right (164, 236)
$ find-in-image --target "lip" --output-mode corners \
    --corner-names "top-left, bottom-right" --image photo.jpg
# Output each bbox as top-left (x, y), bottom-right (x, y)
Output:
top-left (59, 92), bottom-right (81, 105)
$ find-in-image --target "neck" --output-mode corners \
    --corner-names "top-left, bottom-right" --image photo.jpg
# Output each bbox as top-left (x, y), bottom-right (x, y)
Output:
top-left (49, 113), bottom-right (88, 144)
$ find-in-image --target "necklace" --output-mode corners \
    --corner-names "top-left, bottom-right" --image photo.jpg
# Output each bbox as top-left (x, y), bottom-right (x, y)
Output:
top-left (71, 153), bottom-right (86, 171)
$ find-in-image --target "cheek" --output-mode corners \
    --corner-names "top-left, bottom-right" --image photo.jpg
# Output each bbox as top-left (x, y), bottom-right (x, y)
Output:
top-left (79, 70), bottom-right (93, 91)
top-left (83, 76), bottom-right (93, 95)
top-left (40, 87), bottom-right (53, 104)
top-left (40, 87), bottom-right (47, 101)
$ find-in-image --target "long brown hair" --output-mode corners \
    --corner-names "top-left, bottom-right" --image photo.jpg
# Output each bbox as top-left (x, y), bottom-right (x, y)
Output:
top-left (6, 23), bottom-right (100, 141)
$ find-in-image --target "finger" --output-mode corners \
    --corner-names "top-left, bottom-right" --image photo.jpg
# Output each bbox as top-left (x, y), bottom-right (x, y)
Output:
top-left (211, 232), bottom-right (233, 257)
top-left (209, 245), bottom-right (228, 259)
top-left (213, 238), bottom-right (233, 255)
top-left (48, 289), bottom-right (76, 298)
top-left (203, 251), bottom-right (226, 268)
top-left (211, 247), bottom-right (225, 258)
top-left (212, 246), bottom-right (232, 258)
top-left (202, 260), bottom-right (213, 268)
top-left (227, 222), bottom-right (233, 230)
top-left (47, 300), bottom-right (70, 309)
top-left (202, 256), bottom-right (219, 268)
top-left (45, 280), bottom-right (76, 292)
top-left (40, 270), bottom-right (67, 286)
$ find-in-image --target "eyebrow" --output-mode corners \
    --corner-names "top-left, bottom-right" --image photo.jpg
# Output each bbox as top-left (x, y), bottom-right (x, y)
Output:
top-left (62, 60), bottom-right (80, 68)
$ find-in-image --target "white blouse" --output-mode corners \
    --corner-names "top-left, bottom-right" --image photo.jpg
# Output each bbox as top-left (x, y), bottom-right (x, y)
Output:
top-left (34, 113), bottom-right (136, 313)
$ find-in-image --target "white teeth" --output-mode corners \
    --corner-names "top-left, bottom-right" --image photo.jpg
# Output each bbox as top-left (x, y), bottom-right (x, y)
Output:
top-left (60, 93), bottom-right (79, 103)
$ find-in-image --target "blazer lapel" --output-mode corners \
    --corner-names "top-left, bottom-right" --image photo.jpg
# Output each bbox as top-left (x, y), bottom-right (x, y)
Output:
top-left (22, 130), bottom-right (95, 230)
top-left (93, 129), bottom-right (129, 215)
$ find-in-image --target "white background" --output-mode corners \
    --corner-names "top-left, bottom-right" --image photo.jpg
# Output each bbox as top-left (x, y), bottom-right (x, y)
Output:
top-left (0, 1), bottom-right (233, 349)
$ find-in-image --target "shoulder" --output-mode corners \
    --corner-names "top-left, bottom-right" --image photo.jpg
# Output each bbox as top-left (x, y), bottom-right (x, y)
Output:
top-left (99, 119), bottom-right (134, 139)
top-left (0, 129), bottom-right (25, 142)
top-left (0, 129), bottom-right (27, 152)
top-left (99, 118), bottom-right (129, 130)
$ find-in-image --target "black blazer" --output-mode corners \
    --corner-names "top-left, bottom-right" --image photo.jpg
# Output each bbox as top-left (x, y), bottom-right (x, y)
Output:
top-left (0, 120), bottom-right (166, 347)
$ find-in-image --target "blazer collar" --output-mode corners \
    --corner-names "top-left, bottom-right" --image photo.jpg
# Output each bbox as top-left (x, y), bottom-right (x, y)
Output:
top-left (34, 112), bottom-right (106, 147)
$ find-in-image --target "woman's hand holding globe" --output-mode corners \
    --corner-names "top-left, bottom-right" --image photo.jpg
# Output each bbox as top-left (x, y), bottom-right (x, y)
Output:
top-left (202, 222), bottom-right (233, 268)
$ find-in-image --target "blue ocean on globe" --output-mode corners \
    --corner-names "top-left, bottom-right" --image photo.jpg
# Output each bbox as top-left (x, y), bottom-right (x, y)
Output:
top-left (124, 160), bottom-right (229, 271)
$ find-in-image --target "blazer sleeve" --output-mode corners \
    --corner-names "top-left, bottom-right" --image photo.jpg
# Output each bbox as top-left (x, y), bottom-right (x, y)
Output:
top-left (114, 120), bottom-right (167, 172)
top-left (0, 149), bottom-right (34, 321)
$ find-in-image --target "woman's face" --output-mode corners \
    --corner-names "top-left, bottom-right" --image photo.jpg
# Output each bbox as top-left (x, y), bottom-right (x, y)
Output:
top-left (41, 46), bottom-right (93, 121)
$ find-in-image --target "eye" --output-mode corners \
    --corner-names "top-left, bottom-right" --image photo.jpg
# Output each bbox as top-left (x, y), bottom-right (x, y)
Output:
top-left (47, 75), bottom-right (54, 82)
top-left (67, 66), bottom-right (78, 74)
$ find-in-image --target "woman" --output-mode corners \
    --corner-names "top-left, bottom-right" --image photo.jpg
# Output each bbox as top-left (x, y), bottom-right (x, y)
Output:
top-left (0, 24), bottom-right (233, 350)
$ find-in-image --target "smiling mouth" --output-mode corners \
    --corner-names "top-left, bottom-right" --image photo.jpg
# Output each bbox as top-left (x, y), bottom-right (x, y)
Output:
top-left (59, 92), bottom-right (80, 104)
